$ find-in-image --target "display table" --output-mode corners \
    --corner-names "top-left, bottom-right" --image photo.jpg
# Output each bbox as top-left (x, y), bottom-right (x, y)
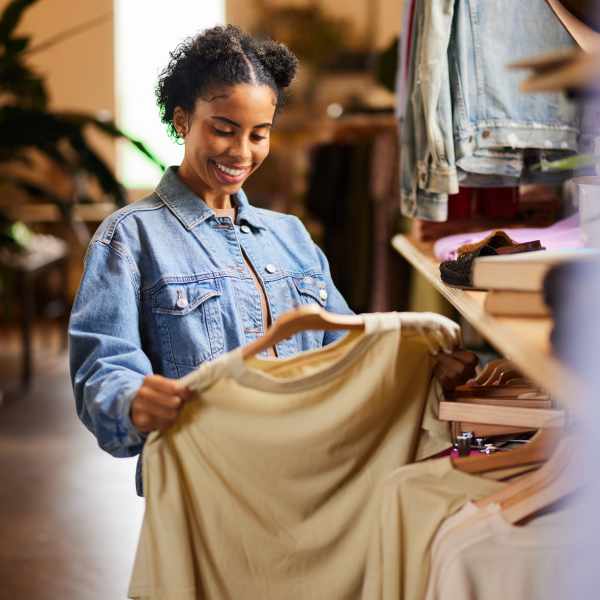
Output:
top-left (391, 234), bottom-right (583, 408)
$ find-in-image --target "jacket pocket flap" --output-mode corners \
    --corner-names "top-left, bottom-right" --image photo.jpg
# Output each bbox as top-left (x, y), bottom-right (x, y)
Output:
top-left (152, 281), bottom-right (221, 316)
top-left (292, 275), bottom-right (328, 305)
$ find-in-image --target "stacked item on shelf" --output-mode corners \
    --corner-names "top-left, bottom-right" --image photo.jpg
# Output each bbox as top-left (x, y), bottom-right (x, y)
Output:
top-left (436, 221), bottom-right (600, 316)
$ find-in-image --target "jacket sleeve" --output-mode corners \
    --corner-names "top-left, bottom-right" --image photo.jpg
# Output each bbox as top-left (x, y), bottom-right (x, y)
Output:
top-left (314, 242), bottom-right (355, 345)
top-left (69, 239), bottom-right (151, 458)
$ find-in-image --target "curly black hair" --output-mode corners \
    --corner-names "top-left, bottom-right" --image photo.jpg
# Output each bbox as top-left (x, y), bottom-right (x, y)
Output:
top-left (156, 25), bottom-right (298, 139)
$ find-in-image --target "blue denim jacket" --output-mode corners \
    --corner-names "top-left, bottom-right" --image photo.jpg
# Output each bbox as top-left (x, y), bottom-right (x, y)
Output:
top-left (69, 166), bottom-right (352, 491)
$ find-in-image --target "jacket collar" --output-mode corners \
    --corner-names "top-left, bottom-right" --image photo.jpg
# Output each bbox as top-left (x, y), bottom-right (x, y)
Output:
top-left (155, 166), bottom-right (266, 231)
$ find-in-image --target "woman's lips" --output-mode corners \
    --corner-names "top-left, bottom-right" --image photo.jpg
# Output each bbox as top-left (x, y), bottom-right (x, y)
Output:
top-left (210, 160), bottom-right (251, 185)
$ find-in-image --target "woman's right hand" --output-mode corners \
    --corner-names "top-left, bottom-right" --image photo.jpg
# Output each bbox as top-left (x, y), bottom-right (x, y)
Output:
top-left (130, 374), bottom-right (192, 433)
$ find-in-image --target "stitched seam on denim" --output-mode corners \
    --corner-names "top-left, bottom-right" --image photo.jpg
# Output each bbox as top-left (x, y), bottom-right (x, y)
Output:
top-left (96, 239), bottom-right (141, 298)
top-left (155, 187), bottom-right (211, 230)
top-left (457, 121), bottom-right (580, 134)
top-left (142, 273), bottom-right (230, 295)
top-left (152, 290), bottom-right (221, 315)
top-left (292, 280), bottom-right (326, 306)
top-left (469, 0), bottom-right (485, 116)
top-left (102, 197), bottom-right (164, 242)
top-left (110, 239), bottom-right (141, 284)
top-left (236, 231), bottom-right (274, 339)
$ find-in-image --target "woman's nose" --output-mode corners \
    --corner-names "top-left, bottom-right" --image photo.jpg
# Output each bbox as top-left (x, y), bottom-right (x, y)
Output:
top-left (229, 135), bottom-right (251, 161)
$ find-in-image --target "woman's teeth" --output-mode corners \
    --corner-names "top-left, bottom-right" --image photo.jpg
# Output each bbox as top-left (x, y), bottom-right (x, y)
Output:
top-left (215, 162), bottom-right (246, 177)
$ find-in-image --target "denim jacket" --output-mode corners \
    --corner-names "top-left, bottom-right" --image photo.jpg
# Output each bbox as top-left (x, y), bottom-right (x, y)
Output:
top-left (69, 166), bottom-right (352, 490)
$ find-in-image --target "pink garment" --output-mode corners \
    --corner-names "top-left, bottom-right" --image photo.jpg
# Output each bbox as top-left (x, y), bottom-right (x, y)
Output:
top-left (433, 215), bottom-right (583, 261)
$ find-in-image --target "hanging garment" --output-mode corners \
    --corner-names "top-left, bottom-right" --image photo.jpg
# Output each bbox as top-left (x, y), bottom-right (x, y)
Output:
top-left (361, 457), bottom-right (506, 600)
top-left (400, 0), bottom-right (580, 222)
top-left (128, 313), bottom-right (451, 600)
top-left (424, 501), bottom-right (585, 600)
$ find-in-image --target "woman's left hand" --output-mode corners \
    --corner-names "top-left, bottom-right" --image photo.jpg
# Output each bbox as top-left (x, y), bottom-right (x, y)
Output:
top-left (434, 350), bottom-right (479, 392)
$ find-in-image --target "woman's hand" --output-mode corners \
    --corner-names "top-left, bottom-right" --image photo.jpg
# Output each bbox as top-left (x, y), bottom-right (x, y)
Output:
top-left (434, 350), bottom-right (479, 392)
top-left (130, 375), bottom-right (192, 433)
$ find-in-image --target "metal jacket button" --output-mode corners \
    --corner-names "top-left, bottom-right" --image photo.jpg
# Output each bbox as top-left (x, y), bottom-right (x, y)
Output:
top-left (240, 224), bottom-right (251, 233)
top-left (319, 289), bottom-right (328, 301)
top-left (265, 264), bottom-right (277, 274)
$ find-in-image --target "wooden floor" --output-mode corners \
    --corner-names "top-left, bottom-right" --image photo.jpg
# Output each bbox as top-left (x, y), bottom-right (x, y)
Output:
top-left (0, 321), bottom-right (143, 600)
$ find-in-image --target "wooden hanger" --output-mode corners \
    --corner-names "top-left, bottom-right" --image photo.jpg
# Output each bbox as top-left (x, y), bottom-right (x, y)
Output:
top-left (241, 305), bottom-right (366, 360)
top-left (467, 358), bottom-right (522, 387)
top-left (499, 437), bottom-right (582, 523)
top-left (447, 385), bottom-right (544, 400)
top-left (452, 422), bottom-right (563, 474)
top-left (475, 434), bottom-right (583, 524)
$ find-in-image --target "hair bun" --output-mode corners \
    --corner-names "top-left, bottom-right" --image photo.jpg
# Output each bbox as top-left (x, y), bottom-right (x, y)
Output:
top-left (255, 39), bottom-right (298, 89)
top-left (191, 25), bottom-right (244, 62)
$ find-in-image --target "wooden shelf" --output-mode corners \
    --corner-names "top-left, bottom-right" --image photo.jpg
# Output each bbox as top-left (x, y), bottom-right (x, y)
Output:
top-left (391, 234), bottom-right (583, 408)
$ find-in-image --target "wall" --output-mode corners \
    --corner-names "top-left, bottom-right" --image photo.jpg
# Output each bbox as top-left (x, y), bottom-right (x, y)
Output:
top-left (2, 0), bottom-right (116, 167)
top-left (226, 0), bottom-right (404, 50)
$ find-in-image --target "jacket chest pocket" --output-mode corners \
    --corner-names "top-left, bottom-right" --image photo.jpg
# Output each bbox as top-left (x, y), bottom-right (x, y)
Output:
top-left (290, 274), bottom-right (328, 350)
top-left (292, 275), bottom-right (329, 308)
top-left (151, 280), bottom-right (224, 369)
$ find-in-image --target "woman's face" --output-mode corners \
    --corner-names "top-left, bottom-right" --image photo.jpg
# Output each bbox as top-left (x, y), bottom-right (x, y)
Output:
top-left (174, 83), bottom-right (277, 206)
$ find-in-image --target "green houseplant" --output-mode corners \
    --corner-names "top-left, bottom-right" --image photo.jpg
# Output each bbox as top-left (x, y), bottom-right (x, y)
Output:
top-left (0, 0), bottom-right (165, 250)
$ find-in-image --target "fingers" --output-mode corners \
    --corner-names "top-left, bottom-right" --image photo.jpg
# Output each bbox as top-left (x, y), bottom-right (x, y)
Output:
top-left (450, 350), bottom-right (479, 369)
top-left (431, 322), bottom-right (461, 354)
top-left (434, 355), bottom-right (466, 391)
top-left (131, 375), bottom-right (192, 433)
top-left (434, 352), bottom-right (479, 392)
top-left (144, 374), bottom-right (192, 399)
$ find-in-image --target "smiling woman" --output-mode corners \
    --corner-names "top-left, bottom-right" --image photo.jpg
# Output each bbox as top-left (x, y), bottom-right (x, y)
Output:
top-left (67, 25), bottom-right (355, 495)
top-left (174, 84), bottom-right (275, 206)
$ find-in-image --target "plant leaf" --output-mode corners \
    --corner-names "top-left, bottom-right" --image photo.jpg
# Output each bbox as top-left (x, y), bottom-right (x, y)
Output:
top-left (0, 173), bottom-right (69, 206)
top-left (60, 111), bottom-right (166, 170)
top-left (0, 0), bottom-right (37, 45)
top-left (67, 130), bottom-right (128, 206)
top-left (3, 35), bottom-right (30, 54)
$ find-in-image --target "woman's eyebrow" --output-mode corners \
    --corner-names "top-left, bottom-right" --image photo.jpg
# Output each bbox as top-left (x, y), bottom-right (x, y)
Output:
top-left (212, 116), bottom-right (272, 129)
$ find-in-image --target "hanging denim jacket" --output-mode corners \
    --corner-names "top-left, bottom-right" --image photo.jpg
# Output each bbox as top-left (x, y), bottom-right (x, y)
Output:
top-left (451, 0), bottom-right (579, 178)
top-left (68, 166), bottom-right (352, 493)
top-left (400, 0), bottom-right (580, 222)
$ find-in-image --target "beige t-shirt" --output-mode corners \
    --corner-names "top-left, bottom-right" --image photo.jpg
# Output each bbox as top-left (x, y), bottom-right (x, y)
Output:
top-left (361, 457), bottom-right (507, 600)
top-left (424, 500), bottom-right (584, 600)
top-left (128, 312), bottom-right (451, 600)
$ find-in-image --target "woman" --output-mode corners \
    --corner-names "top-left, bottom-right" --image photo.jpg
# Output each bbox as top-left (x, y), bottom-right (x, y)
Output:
top-left (69, 25), bottom-right (475, 494)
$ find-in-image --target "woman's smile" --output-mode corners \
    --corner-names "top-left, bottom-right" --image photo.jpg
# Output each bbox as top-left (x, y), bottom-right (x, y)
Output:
top-left (210, 159), bottom-right (252, 185)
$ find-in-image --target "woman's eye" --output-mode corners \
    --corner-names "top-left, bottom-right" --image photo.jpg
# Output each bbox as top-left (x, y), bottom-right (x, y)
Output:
top-left (213, 128), bottom-right (234, 136)
top-left (252, 133), bottom-right (268, 142)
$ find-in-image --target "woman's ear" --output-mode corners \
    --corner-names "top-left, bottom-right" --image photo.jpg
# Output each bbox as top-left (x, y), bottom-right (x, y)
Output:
top-left (173, 106), bottom-right (188, 138)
